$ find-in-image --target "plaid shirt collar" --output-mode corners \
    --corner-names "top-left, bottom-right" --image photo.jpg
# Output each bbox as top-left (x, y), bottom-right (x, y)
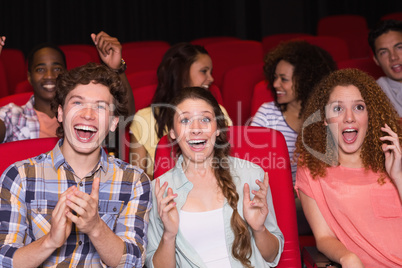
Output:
top-left (52, 139), bottom-right (109, 178)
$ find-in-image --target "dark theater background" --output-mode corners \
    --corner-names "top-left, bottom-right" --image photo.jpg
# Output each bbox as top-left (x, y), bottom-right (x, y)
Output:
top-left (1, 0), bottom-right (401, 56)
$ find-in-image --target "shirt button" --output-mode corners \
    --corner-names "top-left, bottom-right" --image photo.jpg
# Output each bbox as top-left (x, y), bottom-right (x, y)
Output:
top-left (79, 182), bottom-right (83, 187)
top-left (78, 241), bottom-right (82, 245)
top-left (113, 207), bottom-right (117, 212)
top-left (38, 207), bottom-right (42, 212)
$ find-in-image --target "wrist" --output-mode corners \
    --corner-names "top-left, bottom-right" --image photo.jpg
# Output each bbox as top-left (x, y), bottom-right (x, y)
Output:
top-left (162, 231), bottom-right (177, 243)
top-left (109, 58), bottom-right (127, 74)
top-left (42, 234), bottom-right (61, 251)
top-left (87, 220), bottom-right (105, 239)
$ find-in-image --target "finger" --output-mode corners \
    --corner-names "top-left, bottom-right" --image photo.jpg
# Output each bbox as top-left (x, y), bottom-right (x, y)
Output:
top-left (264, 172), bottom-right (269, 188)
top-left (90, 33), bottom-right (97, 45)
top-left (156, 181), bottom-right (168, 200)
top-left (90, 177), bottom-right (100, 201)
top-left (66, 210), bottom-right (80, 223)
top-left (66, 199), bottom-right (85, 217)
top-left (162, 202), bottom-right (177, 213)
top-left (382, 144), bottom-right (402, 155)
top-left (243, 183), bottom-right (251, 202)
top-left (381, 125), bottom-right (398, 138)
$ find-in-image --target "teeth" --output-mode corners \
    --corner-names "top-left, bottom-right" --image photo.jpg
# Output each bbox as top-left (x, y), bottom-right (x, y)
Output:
top-left (188, 140), bottom-right (206, 144)
top-left (343, 129), bottom-right (356, 133)
top-left (43, 85), bottom-right (55, 89)
top-left (75, 125), bottom-right (97, 132)
top-left (276, 91), bottom-right (285, 95)
top-left (201, 85), bottom-right (209, 89)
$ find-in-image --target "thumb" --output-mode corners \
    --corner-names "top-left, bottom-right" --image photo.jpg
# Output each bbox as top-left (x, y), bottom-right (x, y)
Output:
top-left (91, 177), bottom-right (100, 200)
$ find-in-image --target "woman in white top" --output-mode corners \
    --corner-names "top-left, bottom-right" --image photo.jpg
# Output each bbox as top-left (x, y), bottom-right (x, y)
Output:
top-left (146, 87), bottom-right (283, 268)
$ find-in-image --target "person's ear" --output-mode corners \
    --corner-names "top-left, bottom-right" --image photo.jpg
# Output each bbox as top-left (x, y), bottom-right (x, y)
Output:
top-left (324, 118), bottom-right (328, 126)
top-left (373, 54), bottom-right (380, 66)
top-left (109, 116), bottom-right (119, 132)
top-left (216, 130), bottom-right (220, 136)
top-left (57, 105), bottom-right (64, 123)
top-left (169, 129), bottom-right (177, 140)
top-left (27, 72), bottom-right (32, 85)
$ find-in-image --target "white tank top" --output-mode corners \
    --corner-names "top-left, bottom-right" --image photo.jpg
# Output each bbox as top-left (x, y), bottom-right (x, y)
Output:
top-left (179, 208), bottom-right (231, 267)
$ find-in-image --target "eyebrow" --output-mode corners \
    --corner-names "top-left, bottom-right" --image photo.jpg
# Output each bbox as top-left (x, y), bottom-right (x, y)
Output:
top-left (328, 99), bottom-right (365, 105)
top-left (34, 61), bottom-right (64, 68)
top-left (377, 42), bottom-right (402, 53)
top-left (68, 95), bottom-right (110, 104)
top-left (178, 111), bottom-right (214, 115)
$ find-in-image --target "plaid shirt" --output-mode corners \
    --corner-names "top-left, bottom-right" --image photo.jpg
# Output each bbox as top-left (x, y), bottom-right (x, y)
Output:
top-left (0, 95), bottom-right (40, 143)
top-left (0, 139), bottom-right (152, 267)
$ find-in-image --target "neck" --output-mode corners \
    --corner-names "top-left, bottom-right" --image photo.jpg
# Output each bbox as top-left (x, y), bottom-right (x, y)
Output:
top-left (33, 97), bottom-right (55, 118)
top-left (286, 100), bottom-right (302, 116)
top-left (182, 156), bottom-right (215, 179)
top-left (60, 144), bottom-right (101, 179)
top-left (338, 152), bottom-right (363, 168)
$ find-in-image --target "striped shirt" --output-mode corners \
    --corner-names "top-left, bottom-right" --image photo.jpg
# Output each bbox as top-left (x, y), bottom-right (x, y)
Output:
top-left (250, 101), bottom-right (298, 184)
top-left (0, 139), bottom-right (152, 267)
top-left (0, 95), bottom-right (40, 143)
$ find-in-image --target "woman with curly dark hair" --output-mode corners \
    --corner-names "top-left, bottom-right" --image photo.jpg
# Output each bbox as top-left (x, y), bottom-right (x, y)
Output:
top-left (251, 40), bottom-right (337, 182)
top-left (295, 68), bottom-right (402, 267)
top-left (146, 87), bottom-right (283, 268)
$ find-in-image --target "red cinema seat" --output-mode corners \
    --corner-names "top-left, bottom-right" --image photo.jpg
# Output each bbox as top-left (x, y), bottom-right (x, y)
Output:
top-left (191, 36), bottom-right (241, 46)
top-left (122, 41), bottom-right (170, 75)
top-left (317, 14), bottom-right (370, 59)
top-left (205, 40), bottom-right (264, 88)
top-left (337, 58), bottom-right (385, 80)
top-left (1, 48), bottom-right (26, 95)
top-left (0, 137), bottom-right (59, 175)
top-left (250, 80), bottom-right (274, 118)
top-left (0, 92), bottom-right (32, 107)
top-left (221, 62), bottom-right (265, 125)
top-left (262, 33), bottom-right (313, 55)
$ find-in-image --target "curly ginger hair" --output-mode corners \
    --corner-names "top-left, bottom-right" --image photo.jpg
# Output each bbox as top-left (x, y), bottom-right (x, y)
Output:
top-left (295, 68), bottom-right (402, 180)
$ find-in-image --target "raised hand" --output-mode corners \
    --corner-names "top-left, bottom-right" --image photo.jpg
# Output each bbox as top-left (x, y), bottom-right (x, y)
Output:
top-left (155, 178), bottom-right (179, 238)
top-left (65, 177), bottom-right (102, 235)
top-left (243, 172), bottom-right (270, 232)
top-left (380, 123), bottom-right (402, 185)
top-left (0, 36), bottom-right (5, 55)
top-left (46, 186), bottom-right (75, 249)
top-left (91, 31), bottom-right (122, 70)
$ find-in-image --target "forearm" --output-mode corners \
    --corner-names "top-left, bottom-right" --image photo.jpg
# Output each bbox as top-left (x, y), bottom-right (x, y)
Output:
top-left (120, 73), bottom-right (135, 116)
top-left (12, 234), bottom-right (58, 268)
top-left (88, 221), bottom-right (125, 267)
top-left (152, 233), bottom-right (177, 268)
top-left (252, 227), bottom-right (280, 263)
top-left (394, 178), bottom-right (402, 203)
top-left (316, 236), bottom-right (359, 265)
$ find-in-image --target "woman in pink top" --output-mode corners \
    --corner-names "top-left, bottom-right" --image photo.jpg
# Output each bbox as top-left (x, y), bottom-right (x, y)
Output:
top-left (295, 69), bottom-right (402, 268)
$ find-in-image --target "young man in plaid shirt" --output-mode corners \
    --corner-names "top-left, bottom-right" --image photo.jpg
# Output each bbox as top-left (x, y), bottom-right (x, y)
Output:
top-left (0, 62), bottom-right (151, 267)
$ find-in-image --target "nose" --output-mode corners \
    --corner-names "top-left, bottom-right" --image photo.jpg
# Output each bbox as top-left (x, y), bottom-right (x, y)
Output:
top-left (344, 108), bottom-right (355, 123)
top-left (81, 106), bottom-right (96, 120)
top-left (190, 119), bottom-right (202, 135)
top-left (273, 77), bottom-right (280, 89)
top-left (44, 68), bottom-right (57, 79)
top-left (390, 49), bottom-right (400, 61)
top-left (208, 72), bottom-right (214, 84)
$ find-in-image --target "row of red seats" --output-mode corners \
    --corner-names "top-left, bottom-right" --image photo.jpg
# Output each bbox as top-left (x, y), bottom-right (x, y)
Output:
top-left (2, 11), bottom-right (400, 99)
